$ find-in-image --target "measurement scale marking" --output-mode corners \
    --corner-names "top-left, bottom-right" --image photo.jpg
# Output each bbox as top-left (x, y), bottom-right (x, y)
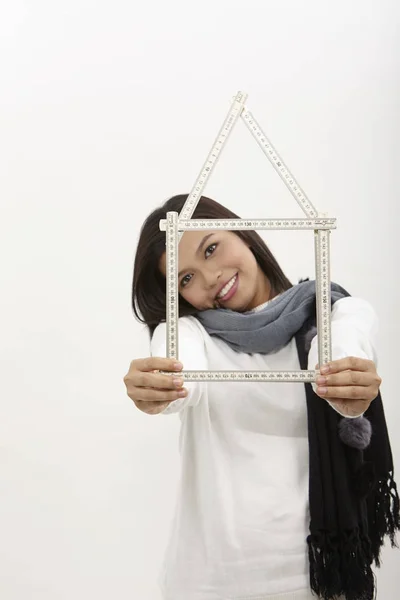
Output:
top-left (315, 229), bottom-right (332, 366)
top-left (159, 370), bottom-right (318, 382)
top-left (241, 108), bottom-right (318, 219)
top-left (166, 212), bottom-right (179, 360)
top-left (160, 218), bottom-right (336, 231)
top-left (177, 91), bottom-right (247, 240)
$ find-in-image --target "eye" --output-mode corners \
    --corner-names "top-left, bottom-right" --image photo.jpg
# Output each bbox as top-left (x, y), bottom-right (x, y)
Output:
top-left (180, 243), bottom-right (218, 288)
top-left (205, 243), bottom-right (217, 258)
top-left (181, 274), bottom-right (192, 288)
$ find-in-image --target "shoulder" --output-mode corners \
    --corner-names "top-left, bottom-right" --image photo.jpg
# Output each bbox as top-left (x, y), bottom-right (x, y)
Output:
top-left (151, 316), bottom-right (207, 354)
top-left (332, 295), bottom-right (378, 324)
top-left (151, 315), bottom-right (209, 372)
top-left (152, 315), bottom-right (205, 340)
top-left (329, 295), bottom-right (379, 355)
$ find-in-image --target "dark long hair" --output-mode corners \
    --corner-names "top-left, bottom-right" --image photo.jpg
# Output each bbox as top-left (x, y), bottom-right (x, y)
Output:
top-left (132, 194), bottom-right (293, 336)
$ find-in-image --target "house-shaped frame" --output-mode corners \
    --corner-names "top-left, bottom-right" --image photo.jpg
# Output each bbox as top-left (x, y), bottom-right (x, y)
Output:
top-left (159, 91), bottom-right (335, 383)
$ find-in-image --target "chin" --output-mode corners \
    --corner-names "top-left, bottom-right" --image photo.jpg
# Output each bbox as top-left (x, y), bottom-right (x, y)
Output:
top-left (240, 297), bottom-right (257, 312)
top-left (225, 299), bottom-right (248, 313)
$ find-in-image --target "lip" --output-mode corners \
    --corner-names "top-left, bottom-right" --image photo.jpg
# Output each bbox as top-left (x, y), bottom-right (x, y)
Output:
top-left (216, 273), bottom-right (239, 302)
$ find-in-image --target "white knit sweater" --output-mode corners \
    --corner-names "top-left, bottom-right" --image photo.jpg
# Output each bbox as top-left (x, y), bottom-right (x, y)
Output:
top-left (150, 297), bottom-right (378, 600)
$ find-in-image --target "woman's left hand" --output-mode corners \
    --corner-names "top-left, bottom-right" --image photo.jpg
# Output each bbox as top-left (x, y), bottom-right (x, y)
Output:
top-left (314, 356), bottom-right (382, 417)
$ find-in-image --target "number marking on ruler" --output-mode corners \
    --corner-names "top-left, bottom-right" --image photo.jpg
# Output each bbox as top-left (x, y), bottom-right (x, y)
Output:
top-left (315, 229), bottom-right (332, 366)
top-left (160, 218), bottom-right (336, 231)
top-left (177, 91), bottom-right (247, 239)
top-left (166, 212), bottom-right (179, 360)
top-left (159, 370), bottom-right (318, 382)
top-left (241, 108), bottom-right (318, 218)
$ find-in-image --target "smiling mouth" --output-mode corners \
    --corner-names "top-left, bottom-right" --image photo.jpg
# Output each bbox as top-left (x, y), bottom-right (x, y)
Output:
top-left (216, 273), bottom-right (238, 301)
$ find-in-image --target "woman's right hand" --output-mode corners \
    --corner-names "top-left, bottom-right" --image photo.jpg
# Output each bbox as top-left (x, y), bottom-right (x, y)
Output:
top-left (123, 357), bottom-right (188, 415)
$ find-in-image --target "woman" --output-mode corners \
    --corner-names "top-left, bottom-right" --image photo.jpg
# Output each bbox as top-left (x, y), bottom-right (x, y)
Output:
top-left (124, 194), bottom-right (399, 600)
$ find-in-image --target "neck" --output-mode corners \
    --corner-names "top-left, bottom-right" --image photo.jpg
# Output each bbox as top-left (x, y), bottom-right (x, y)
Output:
top-left (251, 270), bottom-right (272, 308)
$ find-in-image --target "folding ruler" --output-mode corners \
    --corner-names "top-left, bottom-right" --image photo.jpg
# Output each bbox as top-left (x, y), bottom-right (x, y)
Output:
top-left (159, 91), bottom-right (335, 382)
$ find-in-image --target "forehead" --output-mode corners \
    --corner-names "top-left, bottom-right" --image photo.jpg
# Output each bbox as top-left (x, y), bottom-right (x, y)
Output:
top-left (179, 228), bottom-right (239, 246)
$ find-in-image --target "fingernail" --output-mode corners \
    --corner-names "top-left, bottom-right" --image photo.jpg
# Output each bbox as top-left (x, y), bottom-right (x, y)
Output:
top-left (173, 378), bottom-right (183, 387)
top-left (178, 389), bottom-right (187, 397)
top-left (173, 362), bottom-right (183, 370)
top-left (316, 376), bottom-right (327, 385)
top-left (317, 387), bottom-right (327, 395)
top-left (320, 365), bottom-right (330, 374)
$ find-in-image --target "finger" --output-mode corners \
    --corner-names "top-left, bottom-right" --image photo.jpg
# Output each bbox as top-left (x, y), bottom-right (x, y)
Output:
top-left (316, 357), bottom-right (375, 374)
top-left (316, 370), bottom-right (376, 388)
top-left (133, 387), bottom-right (188, 402)
top-left (135, 371), bottom-right (185, 390)
top-left (315, 384), bottom-right (370, 400)
top-left (130, 357), bottom-right (183, 373)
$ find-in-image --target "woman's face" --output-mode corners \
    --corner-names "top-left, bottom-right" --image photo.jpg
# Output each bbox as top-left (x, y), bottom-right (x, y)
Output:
top-left (159, 230), bottom-right (271, 312)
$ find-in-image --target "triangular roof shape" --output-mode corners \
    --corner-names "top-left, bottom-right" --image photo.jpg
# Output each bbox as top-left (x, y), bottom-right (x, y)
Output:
top-left (160, 91), bottom-right (335, 378)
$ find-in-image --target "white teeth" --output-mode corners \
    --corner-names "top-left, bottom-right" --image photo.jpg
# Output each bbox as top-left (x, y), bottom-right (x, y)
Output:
top-left (217, 274), bottom-right (237, 299)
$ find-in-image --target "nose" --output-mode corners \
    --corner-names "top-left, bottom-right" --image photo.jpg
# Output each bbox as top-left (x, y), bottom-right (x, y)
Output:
top-left (203, 266), bottom-right (222, 292)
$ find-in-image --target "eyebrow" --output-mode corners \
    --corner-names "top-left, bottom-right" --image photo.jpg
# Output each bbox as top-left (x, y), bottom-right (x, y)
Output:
top-left (177, 233), bottom-right (215, 279)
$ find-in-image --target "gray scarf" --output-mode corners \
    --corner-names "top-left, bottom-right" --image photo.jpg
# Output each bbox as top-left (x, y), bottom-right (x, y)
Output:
top-left (195, 279), bottom-right (345, 354)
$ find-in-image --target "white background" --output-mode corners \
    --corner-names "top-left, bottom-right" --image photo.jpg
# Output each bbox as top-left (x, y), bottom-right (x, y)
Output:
top-left (1, 1), bottom-right (399, 598)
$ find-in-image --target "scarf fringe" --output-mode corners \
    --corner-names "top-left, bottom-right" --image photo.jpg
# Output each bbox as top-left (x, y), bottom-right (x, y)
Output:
top-left (368, 471), bottom-right (400, 568)
top-left (307, 472), bottom-right (400, 599)
top-left (307, 528), bottom-right (374, 600)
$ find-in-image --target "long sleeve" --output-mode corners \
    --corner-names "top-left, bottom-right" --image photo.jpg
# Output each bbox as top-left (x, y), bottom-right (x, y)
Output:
top-left (150, 316), bottom-right (208, 415)
top-left (307, 296), bottom-right (379, 418)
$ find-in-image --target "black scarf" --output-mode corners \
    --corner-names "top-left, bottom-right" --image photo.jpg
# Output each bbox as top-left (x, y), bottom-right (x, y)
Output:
top-left (195, 282), bottom-right (399, 599)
